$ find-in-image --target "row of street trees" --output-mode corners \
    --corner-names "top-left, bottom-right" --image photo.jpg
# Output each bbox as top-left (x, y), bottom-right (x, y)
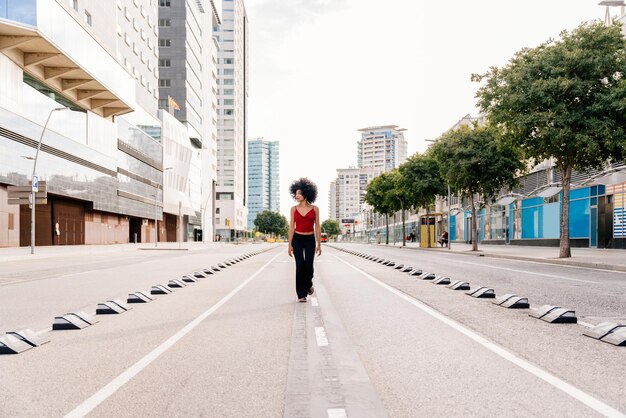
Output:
top-left (252, 211), bottom-right (343, 239)
top-left (366, 21), bottom-right (626, 258)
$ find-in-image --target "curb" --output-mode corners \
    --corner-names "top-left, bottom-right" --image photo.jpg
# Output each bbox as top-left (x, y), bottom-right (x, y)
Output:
top-left (360, 242), bottom-right (626, 273)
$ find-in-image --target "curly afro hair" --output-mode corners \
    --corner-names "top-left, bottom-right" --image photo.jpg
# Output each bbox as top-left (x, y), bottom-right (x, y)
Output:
top-left (289, 177), bottom-right (318, 203)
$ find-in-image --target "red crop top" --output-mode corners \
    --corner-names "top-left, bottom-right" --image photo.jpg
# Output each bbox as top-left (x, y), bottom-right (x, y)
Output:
top-left (294, 207), bottom-right (315, 233)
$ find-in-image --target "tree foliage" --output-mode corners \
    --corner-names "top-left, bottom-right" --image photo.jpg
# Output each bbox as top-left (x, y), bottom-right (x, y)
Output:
top-left (398, 153), bottom-right (446, 247)
top-left (399, 153), bottom-right (446, 212)
top-left (430, 123), bottom-right (524, 251)
top-left (253, 210), bottom-right (288, 237)
top-left (321, 219), bottom-right (341, 237)
top-left (474, 21), bottom-right (626, 257)
top-left (365, 171), bottom-right (398, 244)
top-left (365, 171), bottom-right (397, 216)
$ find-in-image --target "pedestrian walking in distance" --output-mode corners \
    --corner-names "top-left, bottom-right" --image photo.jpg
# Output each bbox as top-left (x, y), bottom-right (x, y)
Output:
top-left (288, 178), bottom-right (322, 302)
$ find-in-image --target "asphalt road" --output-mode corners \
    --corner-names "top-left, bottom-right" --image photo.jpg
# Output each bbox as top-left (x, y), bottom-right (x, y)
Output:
top-left (0, 243), bottom-right (624, 417)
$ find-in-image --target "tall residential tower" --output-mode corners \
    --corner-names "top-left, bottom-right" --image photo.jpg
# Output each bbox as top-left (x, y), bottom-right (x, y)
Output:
top-left (215, 0), bottom-right (249, 240)
top-left (357, 125), bottom-right (408, 171)
top-left (247, 138), bottom-right (279, 228)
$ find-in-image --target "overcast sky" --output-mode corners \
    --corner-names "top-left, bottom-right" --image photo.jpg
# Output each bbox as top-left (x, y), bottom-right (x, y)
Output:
top-left (245, 0), bottom-right (608, 221)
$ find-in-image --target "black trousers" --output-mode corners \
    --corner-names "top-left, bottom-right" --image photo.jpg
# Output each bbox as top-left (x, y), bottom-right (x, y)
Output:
top-left (292, 233), bottom-right (316, 298)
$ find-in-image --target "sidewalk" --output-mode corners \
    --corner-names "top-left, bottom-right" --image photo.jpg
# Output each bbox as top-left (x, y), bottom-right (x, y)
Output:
top-left (0, 241), bottom-right (261, 263)
top-left (352, 240), bottom-right (626, 273)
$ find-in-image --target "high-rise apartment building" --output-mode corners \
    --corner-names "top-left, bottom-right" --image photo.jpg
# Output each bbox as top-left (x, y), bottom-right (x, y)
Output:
top-left (357, 125), bottom-right (408, 171)
top-left (331, 167), bottom-right (377, 222)
top-left (158, 0), bottom-right (220, 242)
top-left (215, 0), bottom-right (248, 240)
top-left (247, 138), bottom-right (279, 229)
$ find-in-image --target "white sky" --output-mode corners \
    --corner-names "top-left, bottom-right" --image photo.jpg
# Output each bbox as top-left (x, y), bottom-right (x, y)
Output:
top-left (245, 0), bottom-right (608, 221)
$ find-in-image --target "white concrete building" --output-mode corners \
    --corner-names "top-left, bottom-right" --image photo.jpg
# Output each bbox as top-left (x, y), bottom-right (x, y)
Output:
top-left (329, 181), bottom-right (337, 221)
top-left (331, 167), bottom-right (378, 229)
top-left (157, 0), bottom-right (221, 242)
top-left (215, 0), bottom-right (248, 240)
top-left (357, 125), bottom-right (408, 171)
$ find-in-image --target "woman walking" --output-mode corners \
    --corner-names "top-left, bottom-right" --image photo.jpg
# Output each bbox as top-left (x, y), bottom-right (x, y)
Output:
top-left (288, 178), bottom-right (322, 302)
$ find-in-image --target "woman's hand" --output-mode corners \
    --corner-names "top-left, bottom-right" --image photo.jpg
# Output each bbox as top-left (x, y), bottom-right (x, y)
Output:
top-left (288, 246), bottom-right (293, 257)
top-left (316, 243), bottom-right (322, 256)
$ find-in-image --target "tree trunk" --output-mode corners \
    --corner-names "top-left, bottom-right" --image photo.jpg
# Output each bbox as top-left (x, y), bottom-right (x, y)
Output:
top-left (426, 207), bottom-right (431, 248)
top-left (559, 164), bottom-right (572, 258)
top-left (393, 213), bottom-right (396, 245)
top-left (471, 197), bottom-right (478, 251)
top-left (385, 214), bottom-right (389, 245)
top-left (402, 206), bottom-right (406, 247)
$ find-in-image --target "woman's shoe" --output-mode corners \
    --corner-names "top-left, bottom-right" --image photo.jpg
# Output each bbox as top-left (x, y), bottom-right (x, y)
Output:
top-left (298, 297), bottom-right (307, 303)
top-left (308, 287), bottom-right (314, 296)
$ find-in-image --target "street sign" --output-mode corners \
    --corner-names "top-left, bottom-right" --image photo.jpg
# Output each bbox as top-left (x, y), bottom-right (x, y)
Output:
top-left (341, 218), bottom-right (354, 223)
top-left (32, 176), bottom-right (39, 192)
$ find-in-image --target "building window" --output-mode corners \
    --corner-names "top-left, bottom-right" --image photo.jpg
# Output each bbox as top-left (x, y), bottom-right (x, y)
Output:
top-left (223, 68), bottom-right (234, 75)
top-left (224, 58), bottom-right (234, 64)
top-left (159, 39), bottom-right (171, 48)
top-left (159, 0), bottom-right (170, 6)
top-left (223, 89), bottom-right (234, 95)
top-left (84, 11), bottom-right (92, 25)
top-left (72, 0), bottom-right (79, 11)
top-left (159, 58), bottom-right (170, 67)
top-left (160, 79), bottom-right (171, 87)
top-left (159, 19), bottom-right (171, 27)
top-left (159, 99), bottom-right (168, 108)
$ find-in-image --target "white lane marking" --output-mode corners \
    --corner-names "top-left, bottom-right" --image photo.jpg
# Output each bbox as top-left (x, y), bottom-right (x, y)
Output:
top-left (328, 408), bottom-right (347, 418)
top-left (311, 297), bottom-right (319, 307)
top-left (315, 326), bottom-right (329, 346)
top-left (578, 321), bottom-right (594, 328)
top-left (436, 259), bottom-right (598, 284)
top-left (65, 252), bottom-right (281, 418)
top-left (333, 254), bottom-right (624, 418)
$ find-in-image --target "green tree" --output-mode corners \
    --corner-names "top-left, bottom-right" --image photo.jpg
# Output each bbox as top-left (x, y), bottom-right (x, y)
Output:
top-left (365, 171), bottom-right (397, 245)
top-left (430, 124), bottom-right (523, 251)
top-left (474, 22), bottom-right (626, 257)
top-left (398, 153), bottom-right (446, 247)
top-left (321, 219), bottom-right (341, 237)
top-left (253, 210), bottom-right (288, 237)
top-left (389, 170), bottom-right (410, 246)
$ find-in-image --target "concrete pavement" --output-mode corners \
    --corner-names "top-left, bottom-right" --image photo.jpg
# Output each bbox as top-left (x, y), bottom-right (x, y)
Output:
top-left (348, 240), bottom-right (626, 272)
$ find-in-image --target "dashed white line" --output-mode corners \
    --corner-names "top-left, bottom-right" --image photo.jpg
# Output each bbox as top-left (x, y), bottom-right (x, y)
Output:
top-left (315, 326), bottom-right (329, 346)
top-left (328, 408), bottom-right (347, 418)
top-left (333, 254), bottom-right (624, 418)
top-left (64, 252), bottom-right (281, 418)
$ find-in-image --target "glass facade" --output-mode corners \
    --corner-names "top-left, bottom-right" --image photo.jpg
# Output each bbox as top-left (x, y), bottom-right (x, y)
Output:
top-left (0, 0), bottom-right (37, 26)
top-left (247, 139), bottom-right (279, 229)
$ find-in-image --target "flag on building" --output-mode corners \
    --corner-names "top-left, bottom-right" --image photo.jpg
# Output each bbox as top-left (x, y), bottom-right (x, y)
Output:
top-left (168, 96), bottom-right (180, 114)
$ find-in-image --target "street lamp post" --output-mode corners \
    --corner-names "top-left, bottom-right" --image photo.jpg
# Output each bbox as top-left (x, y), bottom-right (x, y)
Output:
top-left (155, 167), bottom-right (174, 247)
top-left (153, 192), bottom-right (158, 247)
top-left (30, 107), bottom-right (67, 255)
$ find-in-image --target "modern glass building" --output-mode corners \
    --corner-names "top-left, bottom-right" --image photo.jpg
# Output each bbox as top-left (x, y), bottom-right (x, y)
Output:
top-left (247, 138), bottom-right (279, 229)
